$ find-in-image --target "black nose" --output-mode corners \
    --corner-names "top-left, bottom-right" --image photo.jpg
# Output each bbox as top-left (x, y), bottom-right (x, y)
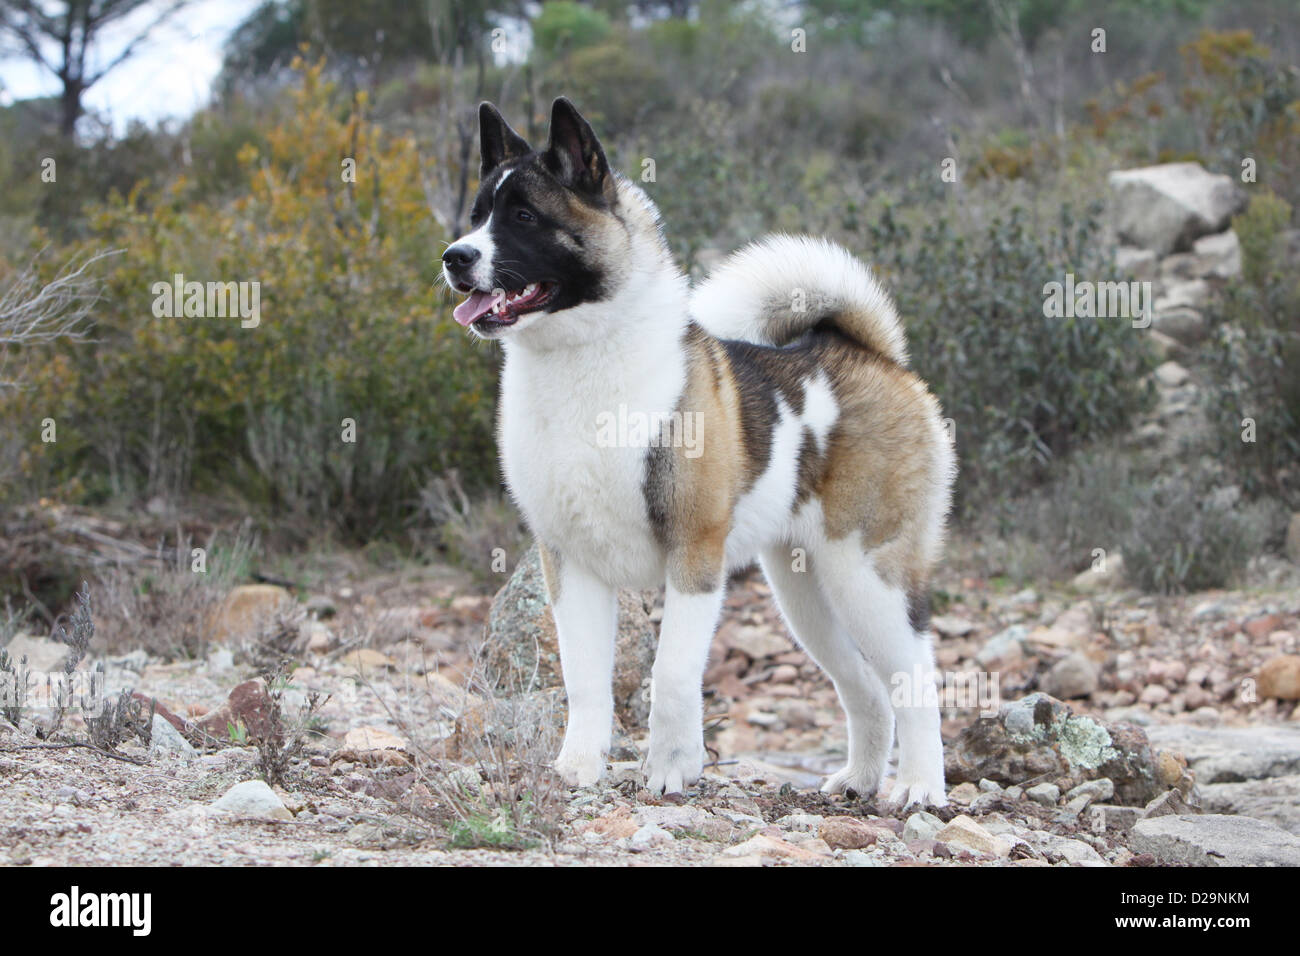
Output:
top-left (442, 245), bottom-right (481, 270)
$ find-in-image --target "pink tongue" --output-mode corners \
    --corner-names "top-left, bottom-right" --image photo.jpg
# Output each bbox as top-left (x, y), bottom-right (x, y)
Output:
top-left (453, 290), bottom-right (498, 326)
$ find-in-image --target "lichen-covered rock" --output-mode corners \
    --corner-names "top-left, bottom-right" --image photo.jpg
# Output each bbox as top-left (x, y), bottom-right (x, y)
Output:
top-left (478, 543), bottom-right (658, 729)
top-left (944, 692), bottom-right (1160, 806)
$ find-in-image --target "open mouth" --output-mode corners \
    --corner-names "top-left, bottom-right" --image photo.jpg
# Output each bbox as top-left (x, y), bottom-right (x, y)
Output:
top-left (452, 281), bottom-right (558, 329)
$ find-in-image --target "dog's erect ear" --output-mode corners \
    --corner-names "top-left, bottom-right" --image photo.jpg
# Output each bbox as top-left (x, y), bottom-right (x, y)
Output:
top-left (543, 97), bottom-right (614, 202)
top-left (479, 102), bottom-right (531, 177)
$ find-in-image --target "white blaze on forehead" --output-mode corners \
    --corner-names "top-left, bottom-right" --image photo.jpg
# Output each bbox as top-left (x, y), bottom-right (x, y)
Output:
top-left (493, 168), bottom-right (514, 193)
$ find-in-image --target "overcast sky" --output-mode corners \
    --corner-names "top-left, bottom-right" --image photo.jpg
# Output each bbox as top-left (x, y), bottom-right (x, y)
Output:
top-left (0, 0), bottom-right (261, 132)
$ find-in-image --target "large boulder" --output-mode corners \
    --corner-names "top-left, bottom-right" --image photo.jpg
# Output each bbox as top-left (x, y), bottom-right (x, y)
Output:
top-left (478, 543), bottom-right (658, 729)
top-left (944, 692), bottom-right (1162, 805)
top-left (1108, 162), bottom-right (1246, 256)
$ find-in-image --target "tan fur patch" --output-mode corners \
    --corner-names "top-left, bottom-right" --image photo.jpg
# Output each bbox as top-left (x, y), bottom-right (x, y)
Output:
top-left (646, 329), bottom-right (747, 594)
top-left (538, 541), bottom-right (563, 603)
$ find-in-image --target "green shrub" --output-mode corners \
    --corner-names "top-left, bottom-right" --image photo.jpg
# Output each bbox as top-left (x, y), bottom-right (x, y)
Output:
top-left (1121, 476), bottom-right (1277, 594)
top-left (5, 61), bottom-right (499, 539)
top-left (532, 1), bottom-right (612, 60)
top-left (1203, 190), bottom-right (1300, 507)
top-left (867, 193), bottom-right (1157, 515)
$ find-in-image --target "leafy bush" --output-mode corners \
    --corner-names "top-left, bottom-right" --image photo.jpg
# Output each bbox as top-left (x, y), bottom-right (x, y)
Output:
top-left (1202, 190), bottom-right (1300, 507)
top-left (6, 61), bottom-right (499, 538)
top-left (1121, 476), bottom-right (1277, 594)
top-left (532, 1), bottom-right (612, 60)
top-left (867, 193), bottom-right (1157, 514)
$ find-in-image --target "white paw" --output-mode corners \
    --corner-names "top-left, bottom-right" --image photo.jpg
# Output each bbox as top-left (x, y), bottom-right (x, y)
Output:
top-left (554, 745), bottom-right (606, 788)
top-left (885, 775), bottom-right (948, 809)
top-left (820, 765), bottom-right (884, 799)
top-left (644, 740), bottom-right (704, 796)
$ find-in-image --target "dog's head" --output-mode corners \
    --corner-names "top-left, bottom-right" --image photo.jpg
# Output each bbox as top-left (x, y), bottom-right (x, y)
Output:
top-left (443, 97), bottom-right (632, 341)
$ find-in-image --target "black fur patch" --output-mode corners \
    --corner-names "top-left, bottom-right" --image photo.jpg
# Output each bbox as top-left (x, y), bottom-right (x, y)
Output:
top-left (463, 160), bottom-right (615, 313)
top-left (906, 586), bottom-right (932, 636)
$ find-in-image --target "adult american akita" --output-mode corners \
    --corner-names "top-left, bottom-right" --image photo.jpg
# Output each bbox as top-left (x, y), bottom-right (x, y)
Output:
top-left (442, 97), bottom-right (956, 807)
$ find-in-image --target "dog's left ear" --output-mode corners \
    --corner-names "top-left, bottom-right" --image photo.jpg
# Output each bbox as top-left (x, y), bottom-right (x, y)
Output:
top-left (543, 97), bottom-right (615, 202)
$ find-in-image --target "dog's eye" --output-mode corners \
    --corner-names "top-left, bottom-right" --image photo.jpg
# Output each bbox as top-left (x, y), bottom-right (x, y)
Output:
top-left (515, 208), bottom-right (537, 224)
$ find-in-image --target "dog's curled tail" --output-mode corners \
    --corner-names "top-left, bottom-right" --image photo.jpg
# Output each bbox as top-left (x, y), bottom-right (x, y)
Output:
top-left (690, 234), bottom-right (908, 366)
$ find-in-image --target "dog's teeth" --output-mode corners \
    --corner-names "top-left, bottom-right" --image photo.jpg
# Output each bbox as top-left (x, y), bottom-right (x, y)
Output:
top-left (524, 283), bottom-right (536, 295)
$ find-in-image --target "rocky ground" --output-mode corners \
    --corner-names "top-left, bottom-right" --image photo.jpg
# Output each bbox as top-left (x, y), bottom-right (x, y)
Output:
top-left (2, 544), bottom-right (1300, 868)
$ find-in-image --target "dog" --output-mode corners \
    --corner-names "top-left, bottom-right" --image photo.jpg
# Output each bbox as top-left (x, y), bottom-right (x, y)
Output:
top-left (442, 97), bottom-right (956, 807)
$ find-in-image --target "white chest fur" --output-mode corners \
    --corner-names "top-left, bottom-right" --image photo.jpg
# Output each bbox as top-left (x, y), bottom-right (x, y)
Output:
top-left (499, 316), bottom-right (688, 589)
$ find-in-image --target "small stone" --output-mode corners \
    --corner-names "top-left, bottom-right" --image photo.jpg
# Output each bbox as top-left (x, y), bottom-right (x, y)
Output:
top-left (946, 781), bottom-right (981, 805)
top-left (1026, 783), bottom-right (1061, 807)
top-left (211, 780), bottom-right (293, 820)
top-left (1154, 360), bottom-right (1190, 389)
top-left (210, 584), bottom-right (292, 644)
top-left (1041, 652), bottom-right (1100, 699)
top-left (341, 726), bottom-right (408, 753)
top-left (842, 849), bottom-right (884, 867)
top-left (934, 814), bottom-right (1012, 859)
top-left (149, 713), bottom-right (196, 757)
top-left (1258, 655), bottom-right (1300, 701)
top-left (1071, 555), bottom-right (1126, 595)
top-left (975, 626), bottom-right (1028, 667)
top-left (634, 805), bottom-right (709, 831)
top-left (978, 778), bottom-right (1001, 793)
top-left (722, 833), bottom-right (826, 862)
top-left (1153, 750), bottom-right (1188, 790)
top-left (931, 615), bottom-right (976, 638)
top-left (629, 824), bottom-right (673, 849)
top-left (1065, 778), bottom-right (1115, 805)
top-left (1144, 789), bottom-right (1198, 818)
top-left (902, 811), bottom-right (944, 843)
top-left (819, 816), bottom-right (888, 850)
top-left (1139, 684), bottom-right (1170, 705)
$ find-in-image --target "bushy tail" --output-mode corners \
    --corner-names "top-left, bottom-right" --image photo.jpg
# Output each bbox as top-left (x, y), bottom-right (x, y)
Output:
top-left (689, 234), bottom-right (908, 366)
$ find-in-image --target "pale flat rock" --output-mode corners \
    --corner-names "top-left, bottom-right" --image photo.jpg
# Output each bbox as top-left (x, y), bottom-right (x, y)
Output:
top-left (1130, 813), bottom-right (1300, 866)
top-left (3, 634), bottom-right (71, 672)
top-left (1198, 774), bottom-right (1300, 836)
top-left (1144, 724), bottom-right (1300, 783)
top-left (341, 726), bottom-right (408, 752)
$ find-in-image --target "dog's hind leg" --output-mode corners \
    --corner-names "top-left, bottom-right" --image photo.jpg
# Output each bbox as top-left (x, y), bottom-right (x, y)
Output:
top-left (759, 546), bottom-right (894, 800)
top-left (814, 537), bottom-right (948, 808)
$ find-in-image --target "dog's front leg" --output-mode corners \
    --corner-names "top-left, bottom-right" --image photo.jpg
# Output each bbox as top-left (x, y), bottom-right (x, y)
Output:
top-left (645, 571), bottom-right (725, 795)
top-left (543, 546), bottom-right (618, 787)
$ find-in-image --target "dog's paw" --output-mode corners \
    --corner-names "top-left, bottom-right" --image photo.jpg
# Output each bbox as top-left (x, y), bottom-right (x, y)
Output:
top-left (554, 746), bottom-right (606, 788)
top-left (820, 764), bottom-right (884, 800)
top-left (644, 741), bottom-right (704, 796)
top-left (884, 775), bottom-right (948, 809)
